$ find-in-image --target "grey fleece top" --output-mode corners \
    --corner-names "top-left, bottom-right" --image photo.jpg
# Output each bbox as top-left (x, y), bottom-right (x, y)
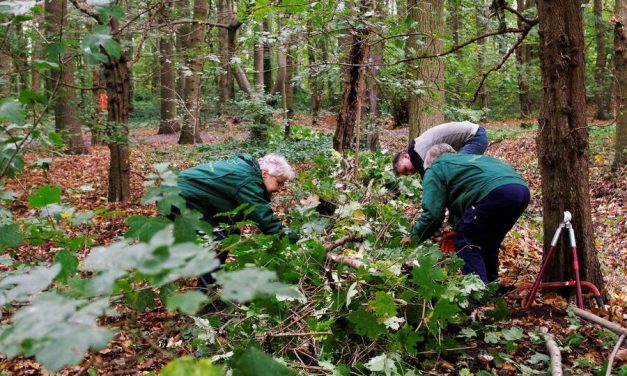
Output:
top-left (412, 121), bottom-right (480, 159)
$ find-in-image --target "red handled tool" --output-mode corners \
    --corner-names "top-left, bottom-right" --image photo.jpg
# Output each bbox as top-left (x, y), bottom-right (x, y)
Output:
top-left (522, 211), bottom-right (604, 309)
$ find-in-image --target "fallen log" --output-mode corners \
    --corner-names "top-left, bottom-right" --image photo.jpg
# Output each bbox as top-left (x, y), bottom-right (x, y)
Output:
top-left (571, 306), bottom-right (627, 336)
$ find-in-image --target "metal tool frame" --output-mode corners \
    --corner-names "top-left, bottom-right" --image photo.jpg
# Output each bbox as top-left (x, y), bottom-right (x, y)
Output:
top-left (522, 211), bottom-right (604, 309)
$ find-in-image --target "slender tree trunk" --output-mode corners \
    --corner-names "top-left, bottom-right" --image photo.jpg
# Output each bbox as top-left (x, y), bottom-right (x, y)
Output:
top-left (0, 49), bottom-right (10, 97)
top-left (159, 34), bottom-right (180, 134)
top-left (334, 0), bottom-right (371, 153)
top-left (284, 42), bottom-right (294, 138)
top-left (151, 40), bottom-right (160, 97)
top-left (407, 0), bottom-right (445, 140)
top-left (175, 0), bottom-right (190, 102)
top-left (614, 0), bottom-right (627, 168)
top-left (515, 0), bottom-right (532, 117)
top-left (217, 0), bottom-right (233, 113)
top-left (536, 0), bottom-right (605, 290)
top-left (262, 19), bottom-right (273, 94)
top-left (45, 0), bottom-right (88, 154)
top-left (476, 1), bottom-right (489, 110)
top-left (31, 14), bottom-right (44, 91)
top-left (179, 0), bottom-right (207, 144)
top-left (254, 23), bottom-right (265, 95)
top-left (308, 28), bottom-right (321, 124)
top-left (593, 0), bottom-right (612, 119)
top-left (102, 51), bottom-right (131, 202)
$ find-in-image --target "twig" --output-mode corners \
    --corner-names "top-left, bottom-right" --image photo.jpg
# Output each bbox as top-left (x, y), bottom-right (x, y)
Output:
top-left (541, 327), bottom-right (563, 376)
top-left (606, 334), bottom-right (625, 376)
top-left (326, 253), bottom-right (366, 269)
top-left (259, 331), bottom-right (332, 338)
top-left (571, 306), bottom-right (627, 336)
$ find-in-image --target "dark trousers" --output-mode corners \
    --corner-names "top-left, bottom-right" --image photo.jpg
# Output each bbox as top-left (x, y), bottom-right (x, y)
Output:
top-left (168, 205), bottom-right (232, 291)
top-left (454, 184), bottom-right (530, 284)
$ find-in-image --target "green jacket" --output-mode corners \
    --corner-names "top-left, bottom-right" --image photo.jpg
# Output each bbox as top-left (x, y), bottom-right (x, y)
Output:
top-left (411, 153), bottom-right (527, 242)
top-left (178, 153), bottom-right (296, 241)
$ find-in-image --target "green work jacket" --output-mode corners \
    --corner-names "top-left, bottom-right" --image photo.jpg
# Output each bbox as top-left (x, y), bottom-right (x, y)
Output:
top-left (411, 153), bottom-right (527, 242)
top-left (178, 153), bottom-right (296, 241)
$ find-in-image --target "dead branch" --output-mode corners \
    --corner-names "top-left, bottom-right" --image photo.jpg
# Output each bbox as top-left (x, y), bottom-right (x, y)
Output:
top-left (606, 334), bottom-right (625, 376)
top-left (326, 253), bottom-right (366, 269)
top-left (541, 327), bottom-right (563, 376)
top-left (324, 233), bottom-right (360, 251)
top-left (258, 331), bottom-right (332, 338)
top-left (69, 0), bottom-right (100, 20)
top-left (571, 306), bottom-right (627, 336)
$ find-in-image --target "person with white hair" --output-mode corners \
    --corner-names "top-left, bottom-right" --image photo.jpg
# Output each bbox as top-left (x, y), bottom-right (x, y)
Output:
top-left (174, 153), bottom-right (297, 289)
top-left (403, 144), bottom-right (530, 285)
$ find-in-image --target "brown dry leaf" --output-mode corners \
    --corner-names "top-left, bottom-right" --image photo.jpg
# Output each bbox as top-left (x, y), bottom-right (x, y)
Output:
top-left (543, 293), bottom-right (569, 309)
top-left (436, 359), bottom-right (455, 371)
top-left (616, 348), bottom-right (627, 362)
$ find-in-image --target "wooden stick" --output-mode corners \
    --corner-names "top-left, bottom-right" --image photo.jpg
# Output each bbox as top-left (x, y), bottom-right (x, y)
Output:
top-left (324, 233), bottom-right (359, 251)
top-left (606, 334), bottom-right (625, 376)
top-left (259, 331), bottom-right (332, 338)
top-left (326, 252), bottom-right (366, 269)
top-left (571, 306), bottom-right (627, 336)
top-left (541, 327), bottom-right (563, 376)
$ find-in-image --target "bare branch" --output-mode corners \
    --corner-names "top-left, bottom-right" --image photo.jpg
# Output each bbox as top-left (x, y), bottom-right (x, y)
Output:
top-left (471, 25), bottom-right (532, 103)
top-left (127, 2), bottom-right (164, 66)
top-left (503, 5), bottom-right (538, 25)
top-left (69, 0), bottom-right (100, 20)
top-left (541, 327), bottom-right (563, 376)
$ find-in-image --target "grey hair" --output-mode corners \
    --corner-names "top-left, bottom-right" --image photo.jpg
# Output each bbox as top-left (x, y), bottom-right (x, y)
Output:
top-left (258, 153), bottom-right (295, 180)
top-left (423, 143), bottom-right (456, 169)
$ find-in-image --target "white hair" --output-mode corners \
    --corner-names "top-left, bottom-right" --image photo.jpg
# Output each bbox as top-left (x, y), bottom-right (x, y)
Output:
top-left (257, 153), bottom-right (295, 180)
top-left (423, 143), bottom-right (456, 169)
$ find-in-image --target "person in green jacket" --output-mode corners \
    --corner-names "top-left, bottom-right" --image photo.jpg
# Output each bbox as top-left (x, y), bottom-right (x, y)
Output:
top-left (174, 153), bottom-right (297, 288)
top-left (404, 144), bottom-right (530, 284)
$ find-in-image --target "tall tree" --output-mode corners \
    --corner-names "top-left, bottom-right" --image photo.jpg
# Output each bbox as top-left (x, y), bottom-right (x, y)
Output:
top-left (0, 48), bottom-right (9, 97)
top-left (407, 0), bottom-right (445, 141)
top-left (334, 2), bottom-right (370, 153)
top-left (253, 23), bottom-right (265, 95)
top-left (307, 27), bottom-right (321, 124)
top-left (262, 19), bottom-right (273, 94)
top-left (536, 0), bottom-right (605, 289)
top-left (45, 0), bottom-right (88, 154)
top-left (178, 0), bottom-right (207, 144)
top-left (614, 0), bottom-right (627, 168)
top-left (475, 1), bottom-right (489, 110)
top-left (515, 0), bottom-right (532, 117)
top-left (175, 0), bottom-right (190, 101)
top-left (157, 3), bottom-right (179, 135)
top-left (593, 0), bottom-right (612, 120)
top-left (217, 0), bottom-right (237, 113)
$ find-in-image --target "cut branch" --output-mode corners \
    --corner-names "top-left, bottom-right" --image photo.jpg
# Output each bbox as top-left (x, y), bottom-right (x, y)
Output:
top-left (324, 233), bottom-right (360, 252)
top-left (541, 327), bottom-right (563, 376)
top-left (571, 306), bottom-right (627, 336)
top-left (326, 253), bottom-right (366, 269)
top-left (607, 334), bottom-right (625, 376)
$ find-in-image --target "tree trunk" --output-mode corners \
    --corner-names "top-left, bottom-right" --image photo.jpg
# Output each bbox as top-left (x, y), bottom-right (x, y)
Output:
top-left (536, 0), bottom-right (605, 291)
top-left (253, 23), bottom-right (265, 95)
top-left (179, 0), bottom-right (207, 144)
top-left (334, 1), bottom-right (371, 153)
top-left (308, 28), bottom-right (321, 124)
top-left (102, 52), bottom-right (131, 202)
top-left (515, 0), bottom-right (532, 118)
top-left (158, 34), bottom-right (179, 134)
top-left (31, 13), bottom-right (44, 91)
top-left (217, 0), bottom-right (234, 114)
top-left (175, 0), bottom-right (190, 101)
top-left (262, 19), bottom-right (273, 94)
top-left (151, 40), bottom-right (160, 98)
top-left (45, 0), bottom-right (88, 155)
top-left (614, 0), bottom-right (627, 168)
top-left (0, 49), bottom-right (10, 97)
top-left (476, 1), bottom-right (489, 110)
top-left (593, 0), bottom-right (612, 120)
top-left (407, 0), bottom-right (445, 141)
top-left (284, 43), bottom-right (294, 138)
top-left (91, 68), bottom-right (107, 145)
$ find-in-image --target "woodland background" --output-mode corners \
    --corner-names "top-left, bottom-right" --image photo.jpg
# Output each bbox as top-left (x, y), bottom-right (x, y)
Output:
top-left (0, 0), bottom-right (626, 375)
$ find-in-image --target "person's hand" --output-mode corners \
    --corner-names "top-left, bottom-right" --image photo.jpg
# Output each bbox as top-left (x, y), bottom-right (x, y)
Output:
top-left (401, 236), bottom-right (413, 245)
top-left (299, 194), bottom-right (319, 206)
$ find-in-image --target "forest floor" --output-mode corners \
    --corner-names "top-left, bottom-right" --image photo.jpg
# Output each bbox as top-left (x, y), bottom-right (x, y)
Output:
top-left (1, 113), bottom-right (626, 375)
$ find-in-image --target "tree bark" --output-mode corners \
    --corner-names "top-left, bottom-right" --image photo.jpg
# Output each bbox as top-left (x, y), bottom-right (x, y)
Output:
top-left (0, 49), bottom-right (10, 97)
top-left (45, 0), bottom-right (88, 155)
top-left (159, 34), bottom-right (180, 134)
top-left (175, 0), bottom-right (190, 101)
top-left (178, 0), bottom-right (207, 144)
top-left (536, 0), bottom-right (605, 290)
top-left (407, 0), bottom-right (445, 141)
top-left (102, 51), bottom-right (131, 202)
top-left (515, 0), bottom-right (532, 117)
top-left (593, 0), bottom-right (612, 120)
top-left (614, 0), bottom-right (627, 168)
top-left (217, 0), bottom-right (234, 114)
top-left (253, 25), bottom-right (264, 95)
top-left (334, 1), bottom-right (371, 153)
top-left (262, 19), bottom-right (273, 94)
top-left (284, 42), bottom-right (294, 138)
top-left (476, 1), bottom-right (489, 110)
top-left (308, 28), bottom-right (321, 124)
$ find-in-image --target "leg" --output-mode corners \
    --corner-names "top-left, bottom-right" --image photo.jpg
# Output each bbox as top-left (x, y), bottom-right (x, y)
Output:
top-left (459, 127), bottom-right (489, 155)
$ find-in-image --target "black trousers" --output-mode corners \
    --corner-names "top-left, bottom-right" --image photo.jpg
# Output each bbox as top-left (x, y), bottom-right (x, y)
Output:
top-left (454, 184), bottom-right (530, 284)
top-left (168, 205), bottom-right (234, 291)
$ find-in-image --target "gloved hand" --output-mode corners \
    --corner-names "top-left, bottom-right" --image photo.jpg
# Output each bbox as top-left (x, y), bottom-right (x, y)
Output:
top-left (439, 231), bottom-right (456, 253)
